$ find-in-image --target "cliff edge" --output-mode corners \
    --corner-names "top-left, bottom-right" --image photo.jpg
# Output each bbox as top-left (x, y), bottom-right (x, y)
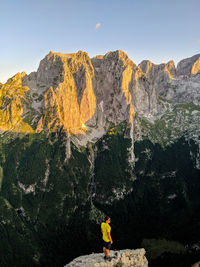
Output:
top-left (65, 248), bottom-right (148, 267)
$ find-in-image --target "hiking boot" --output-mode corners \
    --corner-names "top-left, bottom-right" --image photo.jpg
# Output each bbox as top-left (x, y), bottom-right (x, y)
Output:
top-left (105, 256), bottom-right (111, 261)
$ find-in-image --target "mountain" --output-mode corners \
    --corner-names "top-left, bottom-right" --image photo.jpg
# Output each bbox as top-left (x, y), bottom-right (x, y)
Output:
top-left (0, 51), bottom-right (200, 267)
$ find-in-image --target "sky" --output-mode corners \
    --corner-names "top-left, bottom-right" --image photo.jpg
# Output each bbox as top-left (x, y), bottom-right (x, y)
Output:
top-left (0, 0), bottom-right (200, 83)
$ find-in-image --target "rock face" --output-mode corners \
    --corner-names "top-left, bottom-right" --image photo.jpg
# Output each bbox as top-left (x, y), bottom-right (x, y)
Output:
top-left (138, 59), bottom-right (176, 98)
top-left (65, 249), bottom-right (148, 267)
top-left (139, 57), bottom-right (200, 105)
top-left (92, 50), bottom-right (136, 124)
top-left (0, 72), bottom-right (34, 133)
top-left (1, 50), bottom-right (200, 141)
top-left (24, 51), bottom-right (96, 134)
top-left (23, 50), bottom-right (146, 135)
top-left (176, 54), bottom-right (200, 76)
top-left (191, 261), bottom-right (200, 267)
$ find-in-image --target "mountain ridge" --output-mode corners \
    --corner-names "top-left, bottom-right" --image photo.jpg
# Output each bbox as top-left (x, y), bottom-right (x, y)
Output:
top-left (1, 50), bottom-right (200, 142)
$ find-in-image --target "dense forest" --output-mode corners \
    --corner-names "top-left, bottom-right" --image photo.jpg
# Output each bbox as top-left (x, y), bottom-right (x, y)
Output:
top-left (0, 125), bottom-right (199, 267)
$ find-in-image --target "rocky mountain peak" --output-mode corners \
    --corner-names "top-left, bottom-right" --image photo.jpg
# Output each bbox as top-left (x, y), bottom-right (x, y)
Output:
top-left (7, 72), bottom-right (27, 82)
top-left (177, 53), bottom-right (200, 76)
top-left (139, 59), bottom-right (175, 78)
top-left (92, 55), bottom-right (104, 60)
top-left (163, 60), bottom-right (176, 78)
top-left (104, 50), bottom-right (136, 69)
top-left (1, 51), bottom-right (200, 142)
top-left (139, 60), bottom-right (155, 74)
top-left (0, 72), bottom-right (33, 133)
top-left (45, 50), bottom-right (92, 67)
top-left (30, 50), bottom-right (95, 134)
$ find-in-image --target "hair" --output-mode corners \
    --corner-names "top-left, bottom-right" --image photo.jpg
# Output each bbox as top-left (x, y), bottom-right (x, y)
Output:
top-left (104, 216), bottom-right (110, 222)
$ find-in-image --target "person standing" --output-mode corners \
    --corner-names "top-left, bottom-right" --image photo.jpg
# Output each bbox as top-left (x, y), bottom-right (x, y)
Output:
top-left (101, 216), bottom-right (113, 261)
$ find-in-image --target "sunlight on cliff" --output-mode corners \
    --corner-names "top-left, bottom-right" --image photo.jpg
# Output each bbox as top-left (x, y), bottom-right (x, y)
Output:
top-left (0, 72), bottom-right (34, 133)
top-left (191, 58), bottom-right (200, 75)
top-left (121, 65), bottom-right (135, 123)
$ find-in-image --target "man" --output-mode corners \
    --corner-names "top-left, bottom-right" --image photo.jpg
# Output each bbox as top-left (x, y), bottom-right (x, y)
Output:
top-left (101, 216), bottom-right (113, 261)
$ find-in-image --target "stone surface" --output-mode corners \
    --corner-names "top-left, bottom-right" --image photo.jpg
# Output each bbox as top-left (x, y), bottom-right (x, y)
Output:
top-left (191, 261), bottom-right (200, 267)
top-left (0, 72), bottom-right (34, 133)
top-left (65, 249), bottom-right (148, 267)
top-left (176, 54), bottom-right (200, 76)
top-left (30, 51), bottom-right (96, 134)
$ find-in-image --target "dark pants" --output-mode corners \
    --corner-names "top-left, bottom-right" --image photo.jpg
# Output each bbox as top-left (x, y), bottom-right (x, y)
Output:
top-left (103, 240), bottom-right (111, 250)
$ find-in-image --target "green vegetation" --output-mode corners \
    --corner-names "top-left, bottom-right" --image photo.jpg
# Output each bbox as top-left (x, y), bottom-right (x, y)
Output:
top-left (93, 134), bottom-right (200, 267)
top-left (142, 239), bottom-right (186, 260)
top-left (114, 262), bottom-right (123, 267)
top-left (134, 98), bottom-right (200, 147)
top-left (0, 121), bottom-right (199, 266)
top-left (0, 132), bottom-right (95, 266)
top-left (94, 123), bottom-right (132, 203)
top-left (0, 196), bottom-right (38, 267)
top-left (176, 102), bottom-right (200, 112)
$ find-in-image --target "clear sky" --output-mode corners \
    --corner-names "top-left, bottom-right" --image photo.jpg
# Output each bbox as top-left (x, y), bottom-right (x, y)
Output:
top-left (0, 0), bottom-right (200, 83)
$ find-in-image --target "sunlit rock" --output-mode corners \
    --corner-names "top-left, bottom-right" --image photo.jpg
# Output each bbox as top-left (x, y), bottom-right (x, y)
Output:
top-left (65, 249), bottom-right (148, 267)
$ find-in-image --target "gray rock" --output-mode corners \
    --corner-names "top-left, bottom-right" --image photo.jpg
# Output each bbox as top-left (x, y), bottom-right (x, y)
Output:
top-left (191, 261), bottom-right (200, 267)
top-left (177, 54), bottom-right (200, 76)
top-left (65, 249), bottom-right (148, 267)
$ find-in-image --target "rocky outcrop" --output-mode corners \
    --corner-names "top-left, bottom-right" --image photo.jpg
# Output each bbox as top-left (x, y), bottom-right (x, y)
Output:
top-left (138, 59), bottom-right (176, 97)
top-left (139, 59), bottom-right (176, 79)
top-left (65, 249), bottom-right (148, 267)
top-left (191, 261), bottom-right (200, 267)
top-left (27, 51), bottom-right (96, 134)
top-left (0, 72), bottom-right (34, 133)
top-left (139, 57), bottom-right (200, 104)
top-left (177, 54), bottom-right (200, 76)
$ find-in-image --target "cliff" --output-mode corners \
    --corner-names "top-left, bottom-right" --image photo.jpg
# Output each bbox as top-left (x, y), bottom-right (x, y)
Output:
top-left (0, 50), bottom-right (199, 143)
top-left (176, 54), bottom-right (200, 76)
top-left (1, 50), bottom-right (199, 141)
top-left (65, 249), bottom-right (148, 267)
top-left (0, 72), bottom-right (34, 133)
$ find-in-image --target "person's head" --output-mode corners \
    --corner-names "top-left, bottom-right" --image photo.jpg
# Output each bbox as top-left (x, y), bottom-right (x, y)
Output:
top-left (104, 216), bottom-right (111, 223)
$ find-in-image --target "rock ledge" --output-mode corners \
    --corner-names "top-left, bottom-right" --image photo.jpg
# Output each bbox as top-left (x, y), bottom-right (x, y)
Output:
top-left (65, 248), bottom-right (148, 267)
